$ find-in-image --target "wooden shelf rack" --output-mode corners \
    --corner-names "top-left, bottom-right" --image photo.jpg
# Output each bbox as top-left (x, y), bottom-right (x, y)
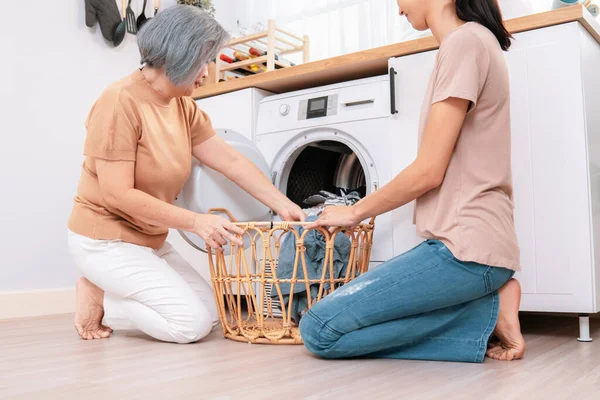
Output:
top-left (211, 20), bottom-right (309, 84)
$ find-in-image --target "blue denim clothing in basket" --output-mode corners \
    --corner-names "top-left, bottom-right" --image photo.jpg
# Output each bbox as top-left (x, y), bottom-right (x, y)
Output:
top-left (273, 215), bottom-right (352, 323)
top-left (299, 240), bottom-right (515, 363)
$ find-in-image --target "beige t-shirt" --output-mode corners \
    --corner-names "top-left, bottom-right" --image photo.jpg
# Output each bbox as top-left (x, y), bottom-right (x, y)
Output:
top-left (415, 22), bottom-right (521, 271)
top-left (68, 69), bottom-right (215, 249)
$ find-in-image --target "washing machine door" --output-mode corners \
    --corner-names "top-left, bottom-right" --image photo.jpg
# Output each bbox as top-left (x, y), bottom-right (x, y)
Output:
top-left (176, 128), bottom-right (272, 253)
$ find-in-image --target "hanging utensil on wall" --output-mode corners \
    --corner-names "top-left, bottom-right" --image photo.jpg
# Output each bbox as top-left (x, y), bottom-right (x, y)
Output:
top-left (140, 0), bottom-right (159, 28)
top-left (126, 0), bottom-right (137, 34)
top-left (137, 0), bottom-right (149, 30)
top-left (113, 0), bottom-right (127, 47)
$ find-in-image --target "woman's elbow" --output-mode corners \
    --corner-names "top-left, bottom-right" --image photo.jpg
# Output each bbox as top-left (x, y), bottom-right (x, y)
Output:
top-left (101, 188), bottom-right (130, 210)
top-left (421, 169), bottom-right (445, 193)
top-left (103, 193), bottom-right (122, 210)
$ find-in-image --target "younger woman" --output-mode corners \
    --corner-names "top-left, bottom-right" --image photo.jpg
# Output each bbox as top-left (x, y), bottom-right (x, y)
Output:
top-left (300, 0), bottom-right (525, 363)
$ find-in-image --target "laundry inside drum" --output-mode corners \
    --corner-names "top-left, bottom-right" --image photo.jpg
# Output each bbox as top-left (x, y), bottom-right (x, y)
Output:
top-left (285, 141), bottom-right (367, 207)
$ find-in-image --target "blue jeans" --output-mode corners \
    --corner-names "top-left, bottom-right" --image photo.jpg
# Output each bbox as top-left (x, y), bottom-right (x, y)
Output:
top-left (299, 240), bottom-right (515, 363)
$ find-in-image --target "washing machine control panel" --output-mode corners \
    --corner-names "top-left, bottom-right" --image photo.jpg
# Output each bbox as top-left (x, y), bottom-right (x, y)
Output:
top-left (298, 94), bottom-right (338, 120)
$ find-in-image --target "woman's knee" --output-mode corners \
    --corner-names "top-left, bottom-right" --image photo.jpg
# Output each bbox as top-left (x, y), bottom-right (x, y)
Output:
top-left (486, 267), bottom-right (515, 293)
top-left (299, 311), bottom-right (341, 358)
top-left (167, 304), bottom-right (214, 344)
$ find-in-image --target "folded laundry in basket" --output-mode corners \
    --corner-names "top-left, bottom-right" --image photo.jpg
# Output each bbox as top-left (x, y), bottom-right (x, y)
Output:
top-left (272, 215), bottom-right (352, 324)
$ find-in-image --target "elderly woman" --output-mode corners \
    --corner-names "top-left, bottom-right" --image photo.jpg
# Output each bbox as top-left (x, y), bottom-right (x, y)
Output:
top-left (67, 5), bottom-right (304, 344)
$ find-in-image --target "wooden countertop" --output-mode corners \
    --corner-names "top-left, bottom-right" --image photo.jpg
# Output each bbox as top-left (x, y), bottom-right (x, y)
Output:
top-left (193, 5), bottom-right (600, 100)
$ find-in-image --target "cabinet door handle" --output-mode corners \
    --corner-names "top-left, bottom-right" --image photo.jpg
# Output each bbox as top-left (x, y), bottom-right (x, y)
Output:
top-left (389, 67), bottom-right (398, 115)
top-left (342, 99), bottom-right (375, 107)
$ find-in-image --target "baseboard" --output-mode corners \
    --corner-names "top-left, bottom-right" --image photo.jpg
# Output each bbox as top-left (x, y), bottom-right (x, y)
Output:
top-left (0, 288), bottom-right (75, 320)
top-left (0, 289), bottom-right (597, 321)
top-left (522, 311), bottom-right (600, 318)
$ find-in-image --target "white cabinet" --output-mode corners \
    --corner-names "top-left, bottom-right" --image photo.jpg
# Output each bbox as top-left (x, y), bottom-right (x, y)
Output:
top-left (389, 50), bottom-right (438, 256)
top-left (389, 21), bottom-right (600, 319)
top-left (506, 22), bottom-right (598, 313)
top-left (194, 88), bottom-right (273, 140)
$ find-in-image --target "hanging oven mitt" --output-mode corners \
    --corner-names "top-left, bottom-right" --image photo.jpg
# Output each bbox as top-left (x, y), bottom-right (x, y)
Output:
top-left (85, 0), bottom-right (122, 42)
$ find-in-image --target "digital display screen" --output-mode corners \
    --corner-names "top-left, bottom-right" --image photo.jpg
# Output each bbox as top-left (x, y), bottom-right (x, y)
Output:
top-left (306, 96), bottom-right (328, 120)
top-left (309, 98), bottom-right (326, 111)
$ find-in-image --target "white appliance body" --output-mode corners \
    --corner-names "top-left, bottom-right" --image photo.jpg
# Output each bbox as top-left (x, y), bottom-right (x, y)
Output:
top-left (255, 75), bottom-right (422, 263)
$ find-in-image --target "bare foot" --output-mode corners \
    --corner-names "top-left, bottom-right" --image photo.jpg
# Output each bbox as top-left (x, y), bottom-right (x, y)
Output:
top-left (74, 278), bottom-right (113, 340)
top-left (486, 279), bottom-right (526, 361)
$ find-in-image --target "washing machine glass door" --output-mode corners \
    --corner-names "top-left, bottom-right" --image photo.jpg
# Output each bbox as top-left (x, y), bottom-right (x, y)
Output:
top-left (176, 129), bottom-right (271, 253)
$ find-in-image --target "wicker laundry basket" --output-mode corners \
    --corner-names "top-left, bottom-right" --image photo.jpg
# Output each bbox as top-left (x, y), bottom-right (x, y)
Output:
top-left (206, 209), bottom-right (375, 345)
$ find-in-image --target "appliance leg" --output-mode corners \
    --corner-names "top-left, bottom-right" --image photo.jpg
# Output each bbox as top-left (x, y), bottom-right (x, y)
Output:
top-left (577, 314), bottom-right (593, 342)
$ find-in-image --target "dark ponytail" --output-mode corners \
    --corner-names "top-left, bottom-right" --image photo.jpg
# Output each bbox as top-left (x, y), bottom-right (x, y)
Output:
top-left (455, 0), bottom-right (513, 50)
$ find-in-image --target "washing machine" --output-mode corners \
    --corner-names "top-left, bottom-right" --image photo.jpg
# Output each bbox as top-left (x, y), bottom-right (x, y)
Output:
top-left (176, 75), bottom-right (423, 275)
top-left (254, 74), bottom-right (422, 263)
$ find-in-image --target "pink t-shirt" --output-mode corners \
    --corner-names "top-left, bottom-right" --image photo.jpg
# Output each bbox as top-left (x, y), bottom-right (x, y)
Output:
top-left (415, 22), bottom-right (521, 271)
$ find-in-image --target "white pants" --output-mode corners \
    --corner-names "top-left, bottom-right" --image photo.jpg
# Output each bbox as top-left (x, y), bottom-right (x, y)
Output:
top-left (67, 230), bottom-right (218, 344)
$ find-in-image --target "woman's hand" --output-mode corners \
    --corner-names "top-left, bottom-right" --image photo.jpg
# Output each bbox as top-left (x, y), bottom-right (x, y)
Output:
top-left (193, 214), bottom-right (245, 250)
top-left (306, 206), bottom-right (361, 230)
top-left (274, 201), bottom-right (305, 222)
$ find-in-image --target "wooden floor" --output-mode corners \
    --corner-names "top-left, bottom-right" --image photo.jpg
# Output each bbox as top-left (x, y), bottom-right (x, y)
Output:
top-left (1, 314), bottom-right (599, 400)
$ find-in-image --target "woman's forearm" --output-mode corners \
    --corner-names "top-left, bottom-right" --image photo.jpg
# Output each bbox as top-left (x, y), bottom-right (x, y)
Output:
top-left (192, 135), bottom-right (303, 221)
top-left (95, 157), bottom-right (246, 248)
top-left (95, 158), bottom-right (198, 232)
top-left (108, 188), bottom-right (197, 232)
top-left (353, 98), bottom-right (470, 221)
top-left (354, 160), bottom-right (439, 221)
top-left (224, 155), bottom-right (289, 211)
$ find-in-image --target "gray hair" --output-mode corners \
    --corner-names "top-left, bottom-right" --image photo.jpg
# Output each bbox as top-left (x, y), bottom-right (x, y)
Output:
top-left (137, 5), bottom-right (230, 86)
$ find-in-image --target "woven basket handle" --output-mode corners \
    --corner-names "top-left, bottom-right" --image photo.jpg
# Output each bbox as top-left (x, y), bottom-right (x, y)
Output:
top-left (207, 208), bottom-right (238, 222)
top-left (207, 208), bottom-right (375, 227)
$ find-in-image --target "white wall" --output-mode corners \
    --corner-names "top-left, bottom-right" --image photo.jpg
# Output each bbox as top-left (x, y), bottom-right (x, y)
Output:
top-left (0, 1), bottom-right (237, 292)
top-left (213, 0), bottom-right (242, 33)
